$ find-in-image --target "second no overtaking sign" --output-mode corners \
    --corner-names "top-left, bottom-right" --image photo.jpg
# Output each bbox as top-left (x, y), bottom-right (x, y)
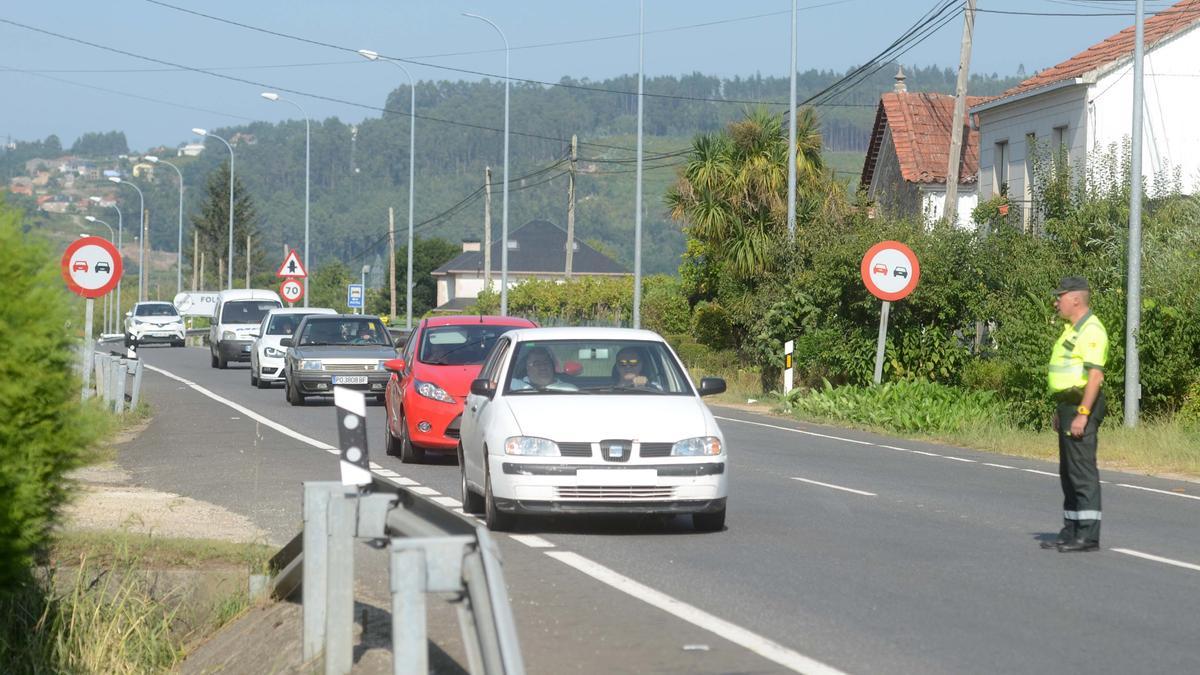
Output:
top-left (861, 240), bottom-right (920, 384)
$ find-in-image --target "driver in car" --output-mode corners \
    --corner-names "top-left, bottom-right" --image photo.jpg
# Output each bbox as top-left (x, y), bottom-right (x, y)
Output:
top-left (613, 346), bottom-right (661, 390)
top-left (510, 347), bottom-right (578, 392)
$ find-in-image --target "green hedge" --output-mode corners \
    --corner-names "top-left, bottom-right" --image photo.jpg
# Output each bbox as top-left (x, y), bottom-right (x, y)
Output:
top-left (783, 379), bottom-right (1008, 434)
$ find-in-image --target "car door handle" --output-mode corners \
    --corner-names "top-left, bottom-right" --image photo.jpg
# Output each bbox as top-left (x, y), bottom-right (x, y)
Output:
top-left (470, 405), bottom-right (477, 412)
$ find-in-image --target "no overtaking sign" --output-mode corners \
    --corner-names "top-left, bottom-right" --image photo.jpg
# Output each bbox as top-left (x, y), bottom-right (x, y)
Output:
top-left (61, 236), bottom-right (122, 298)
top-left (861, 240), bottom-right (921, 384)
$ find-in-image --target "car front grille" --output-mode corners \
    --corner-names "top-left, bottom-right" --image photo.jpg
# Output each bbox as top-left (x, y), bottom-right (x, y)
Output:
top-left (322, 363), bottom-right (378, 372)
top-left (639, 442), bottom-right (674, 457)
top-left (557, 442), bottom-right (593, 458)
top-left (557, 486), bottom-right (675, 500)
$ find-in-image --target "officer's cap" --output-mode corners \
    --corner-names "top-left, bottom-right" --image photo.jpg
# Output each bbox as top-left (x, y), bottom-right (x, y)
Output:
top-left (1053, 276), bottom-right (1090, 296)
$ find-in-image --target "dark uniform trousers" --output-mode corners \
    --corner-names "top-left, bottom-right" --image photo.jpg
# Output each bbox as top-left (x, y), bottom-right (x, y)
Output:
top-left (1055, 390), bottom-right (1106, 544)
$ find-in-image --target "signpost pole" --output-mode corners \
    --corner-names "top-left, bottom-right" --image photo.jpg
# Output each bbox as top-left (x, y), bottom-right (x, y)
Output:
top-left (783, 340), bottom-right (794, 395)
top-left (82, 298), bottom-right (95, 400)
top-left (873, 301), bottom-right (890, 385)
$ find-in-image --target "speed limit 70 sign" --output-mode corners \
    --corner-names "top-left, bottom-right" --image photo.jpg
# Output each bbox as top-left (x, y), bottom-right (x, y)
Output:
top-left (280, 278), bottom-right (304, 304)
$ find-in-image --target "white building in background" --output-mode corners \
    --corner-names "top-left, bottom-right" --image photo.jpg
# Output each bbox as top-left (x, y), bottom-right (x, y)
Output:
top-left (973, 0), bottom-right (1200, 229)
top-left (178, 142), bottom-right (206, 157)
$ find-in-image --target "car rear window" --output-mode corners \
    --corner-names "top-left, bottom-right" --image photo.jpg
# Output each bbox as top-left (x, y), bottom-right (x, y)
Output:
top-left (221, 300), bottom-right (282, 324)
top-left (135, 304), bottom-right (178, 317)
top-left (419, 325), bottom-right (521, 366)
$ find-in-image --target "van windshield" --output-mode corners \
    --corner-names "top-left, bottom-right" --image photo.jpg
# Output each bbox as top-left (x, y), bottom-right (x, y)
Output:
top-left (222, 300), bottom-right (281, 325)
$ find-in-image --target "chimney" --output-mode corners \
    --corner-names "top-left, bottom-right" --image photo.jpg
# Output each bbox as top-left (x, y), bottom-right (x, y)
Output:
top-left (461, 239), bottom-right (481, 253)
top-left (893, 65), bottom-right (907, 93)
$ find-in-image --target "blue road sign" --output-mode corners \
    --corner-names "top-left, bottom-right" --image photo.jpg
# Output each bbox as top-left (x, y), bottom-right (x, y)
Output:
top-left (347, 284), bottom-right (364, 308)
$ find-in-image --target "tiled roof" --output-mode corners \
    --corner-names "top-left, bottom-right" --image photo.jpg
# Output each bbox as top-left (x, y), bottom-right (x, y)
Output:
top-left (861, 92), bottom-right (988, 187)
top-left (432, 219), bottom-right (628, 276)
top-left (994, 0), bottom-right (1200, 102)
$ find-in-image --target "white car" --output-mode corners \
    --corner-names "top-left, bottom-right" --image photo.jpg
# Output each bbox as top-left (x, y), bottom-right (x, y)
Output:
top-left (458, 327), bottom-right (729, 532)
top-left (124, 301), bottom-right (185, 348)
top-left (249, 307), bottom-right (337, 388)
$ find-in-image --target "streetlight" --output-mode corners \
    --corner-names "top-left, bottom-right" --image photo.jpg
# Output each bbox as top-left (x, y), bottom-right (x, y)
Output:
top-left (463, 12), bottom-right (511, 316)
top-left (109, 176), bottom-right (146, 302)
top-left (90, 195), bottom-right (123, 331)
top-left (632, 0), bottom-right (645, 328)
top-left (144, 155), bottom-right (185, 296)
top-left (260, 92), bottom-right (311, 306)
top-left (193, 128), bottom-right (235, 290)
top-left (358, 49), bottom-right (417, 330)
top-left (84, 216), bottom-right (116, 334)
top-left (360, 264), bottom-right (371, 315)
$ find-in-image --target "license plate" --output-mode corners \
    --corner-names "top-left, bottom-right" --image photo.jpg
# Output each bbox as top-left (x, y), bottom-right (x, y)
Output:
top-left (577, 469), bottom-right (657, 485)
top-left (333, 375), bottom-right (368, 385)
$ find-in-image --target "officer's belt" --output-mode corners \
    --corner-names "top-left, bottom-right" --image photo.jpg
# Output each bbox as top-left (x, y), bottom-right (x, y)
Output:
top-left (1051, 388), bottom-right (1084, 404)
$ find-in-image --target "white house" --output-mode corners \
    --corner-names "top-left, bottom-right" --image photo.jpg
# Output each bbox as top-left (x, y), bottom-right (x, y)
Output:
top-left (178, 142), bottom-right (206, 157)
top-left (430, 219), bottom-right (629, 311)
top-left (973, 0), bottom-right (1200, 229)
top-left (861, 69), bottom-right (985, 229)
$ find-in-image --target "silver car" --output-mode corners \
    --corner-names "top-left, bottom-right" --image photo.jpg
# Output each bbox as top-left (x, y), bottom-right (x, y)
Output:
top-left (281, 314), bottom-right (397, 405)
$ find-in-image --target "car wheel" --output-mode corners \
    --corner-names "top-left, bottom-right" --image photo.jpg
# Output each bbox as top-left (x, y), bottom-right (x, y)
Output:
top-left (210, 350), bottom-right (218, 368)
top-left (217, 350), bottom-right (228, 369)
top-left (398, 410), bottom-right (425, 464)
top-left (286, 378), bottom-right (305, 406)
top-left (484, 465), bottom-right (515, 531)
top-left (249, 367), bottom-right (259, 387)
top-left (255, 371), bottom-right (270, 389)
top-left (172, 340), bottom-right (184, 348)
top-left (384, 416), bottom-right (401, 457)
top-left (692, 507), bottom-right (726, 533)
top-left (460, 444), bottom-right (485, 515)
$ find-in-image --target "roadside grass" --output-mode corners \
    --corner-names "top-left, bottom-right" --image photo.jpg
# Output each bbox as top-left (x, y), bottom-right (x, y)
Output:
top-left (689, 366), bottom-right (762, 406)
top-left (78, 400), bottom-right (150, 465)
top-left (1, 532), bottom-right (272, 673)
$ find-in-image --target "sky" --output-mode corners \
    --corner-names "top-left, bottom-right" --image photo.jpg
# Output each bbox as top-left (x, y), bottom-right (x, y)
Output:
top-left (0, 0), bottom-right (1173, 150)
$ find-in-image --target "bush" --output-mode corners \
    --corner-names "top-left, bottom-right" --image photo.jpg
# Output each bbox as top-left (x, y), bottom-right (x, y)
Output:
top-left (1179, 380), bottom-right (1200, 430)
top-left (0, 199), bottom-right (92, 588)
top-left (692, 302), bottom-right (735, 350)
top-left (640, 275), bottom-right (691, 335)
top-left (783, 380), bottom-right (1009, 434)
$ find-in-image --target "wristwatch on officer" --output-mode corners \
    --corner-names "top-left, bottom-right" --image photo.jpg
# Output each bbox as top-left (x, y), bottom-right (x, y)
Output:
top-left (1077, 405), bottom-right (1091, 416)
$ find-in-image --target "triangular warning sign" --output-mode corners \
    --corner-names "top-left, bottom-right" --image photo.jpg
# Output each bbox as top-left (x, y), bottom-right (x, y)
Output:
top-left (276, 249), bottom-right (307, 278)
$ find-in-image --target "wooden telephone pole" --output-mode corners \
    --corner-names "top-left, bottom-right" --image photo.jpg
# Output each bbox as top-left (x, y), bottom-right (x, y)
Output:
top-left (565, 134), bottom-right (577, 278)
top-left (245, 234), bottom-right (252, 288)
top-left (943, 0), bottom-right (977, 226)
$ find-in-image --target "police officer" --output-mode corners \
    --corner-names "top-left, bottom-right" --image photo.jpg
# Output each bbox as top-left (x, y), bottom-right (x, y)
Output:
top-left (1043, 276), bottom-right (1108, 553)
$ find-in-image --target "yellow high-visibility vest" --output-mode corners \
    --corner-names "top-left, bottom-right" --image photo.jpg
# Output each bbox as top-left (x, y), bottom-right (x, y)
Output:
top-left (1048, 312), bottom-right (1108, 392)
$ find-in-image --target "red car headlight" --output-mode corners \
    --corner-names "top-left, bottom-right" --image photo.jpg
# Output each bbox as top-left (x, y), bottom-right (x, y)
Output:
top-left (414, 379), bottom-right (455, 403)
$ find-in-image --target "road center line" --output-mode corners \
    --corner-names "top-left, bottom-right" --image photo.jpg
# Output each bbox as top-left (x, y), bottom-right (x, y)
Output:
top-left (1111, 548), bottom-right (1200, 572)
top-left (943, 456), bottom-right (976, 463)
top-left (545, 551), bottom-right (845, 675)
top-left (714, 415), bottom-right (874, 445)
top-left (510, 534), bottom-right (555, 548)
top-left (790, 476), bottom-right (877, 497)
top-left (983, 462), bottom-right (1016, 469)
top-left (1116, 483), bottom-right (1200, 501)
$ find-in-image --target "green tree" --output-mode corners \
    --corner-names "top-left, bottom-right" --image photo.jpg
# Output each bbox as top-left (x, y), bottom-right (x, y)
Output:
top-left (368, 237), bottom-right (461, 318)
top-left (309, 260), bottom-right (353, 312)
top-left (187, 163), bottom-right (263, 288)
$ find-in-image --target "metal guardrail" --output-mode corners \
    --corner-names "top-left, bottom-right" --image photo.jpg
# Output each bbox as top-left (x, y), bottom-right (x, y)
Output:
top-left (91, 352), bottom-right (143, 413)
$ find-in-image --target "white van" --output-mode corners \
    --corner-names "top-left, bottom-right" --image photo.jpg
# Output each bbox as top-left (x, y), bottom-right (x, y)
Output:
top-left (209, 289), bottom-right (283, 369)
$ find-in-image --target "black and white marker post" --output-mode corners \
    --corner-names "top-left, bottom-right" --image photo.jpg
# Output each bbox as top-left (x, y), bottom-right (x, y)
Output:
top-left (334, 386), bottom-right (373, 487)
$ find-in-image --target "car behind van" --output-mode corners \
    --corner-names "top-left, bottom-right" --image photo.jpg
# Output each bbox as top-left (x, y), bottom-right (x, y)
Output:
top-left (209, 289), bottom-right (283, 369)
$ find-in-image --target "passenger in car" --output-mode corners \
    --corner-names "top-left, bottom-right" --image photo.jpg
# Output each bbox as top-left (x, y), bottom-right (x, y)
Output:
top-left (511, 346), bottom-right (578, 391)
top-left (612, 346), bottom-right (662, 390)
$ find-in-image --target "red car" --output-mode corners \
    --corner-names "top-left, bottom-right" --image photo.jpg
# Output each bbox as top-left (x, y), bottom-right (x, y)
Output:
top-left (383, 315), bottom-right (537, 463)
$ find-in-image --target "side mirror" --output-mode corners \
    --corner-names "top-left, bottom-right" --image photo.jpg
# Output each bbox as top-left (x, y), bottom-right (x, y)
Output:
top-left (697, 377), bottom-right (726, 397)
top-left (470, 378), bottom-right (496, 399)
top-left (279, 337), bottom-right (294, 348)
top-left (383, 358), bottom-right (406, 373)
top-left (125, 311), bottom-right (132, 317)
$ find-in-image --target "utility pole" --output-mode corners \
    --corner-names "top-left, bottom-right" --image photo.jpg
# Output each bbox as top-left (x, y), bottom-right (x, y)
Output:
top-left (198, 251), bottom-right (205, 292)
top-left (192, 232), bottom-right (199, 291)
top-left (142, 207), bottom-right (150, 302)
top-left (483, 166), bottom-right (493, 290)
top-left (1125, 0), bottom-right (1146, 427)
top-left (388, 207), bottom-right (397, 322)
top-left (245, 234), bottom-right (252, 288)
top-left (786, 0), bottom-right (798, 240)
top-left (218, 258), bottom-right (224, 291)
top-left (565, 134), bottom-right (577, 279)
top-left (943, 0), bottom-right (977, 226)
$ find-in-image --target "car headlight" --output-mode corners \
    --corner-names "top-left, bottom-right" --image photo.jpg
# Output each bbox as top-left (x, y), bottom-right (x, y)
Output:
top-left (264, 347), bottom-right (286, 358)
top-left (671, 436), bottom-right (722, 456)
top-left (300, 359), bottom-right (323, 371)
top-left (504, 436), bottom-right (560, 456)
top-left (222, 330), bottom-right (237, 341)
top-left (415, 380), bottom-right (455, 403)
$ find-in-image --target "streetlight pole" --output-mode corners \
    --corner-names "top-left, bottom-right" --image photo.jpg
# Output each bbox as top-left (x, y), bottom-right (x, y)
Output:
top-left (786, 0), bottom-right (798, 241)
top-left (109, 176), bottom-right (146, 302)
top-left (144, 155), bottom-right (185, 296)
top-left (463, 12), bottom-right (510, 316)
top-left (632, 0), bottom-right (645, 328)
top-left (193, 128), bottom-right (235, 290)
top-left (358, 50), bottom-right (418, 330)
top-left (260, 93), bottom-right (311, 306)
top-left (1125, 0), bottom-right (1146, 427)
top-left (85, 216), bottom-right (116, 334)
top-left (91, 196), bottom-right (123, 330)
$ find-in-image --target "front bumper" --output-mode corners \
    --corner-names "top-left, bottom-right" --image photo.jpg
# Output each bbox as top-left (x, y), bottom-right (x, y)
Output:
top-left (489, 456), bottom-right (728, 514)
top-left (129, 325), bottom-right (185, 343)
top-left (218, 339), bottom-right (254, 361)
top-left (294, 371), bottom-right (390, 395)
top-left (257, 354), bottom-right (286, 381)
top-left (407, 405), bottom-right (463, 451)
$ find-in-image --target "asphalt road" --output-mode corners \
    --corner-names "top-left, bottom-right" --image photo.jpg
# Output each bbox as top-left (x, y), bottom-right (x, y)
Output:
top-left (118, 343), bottom-right (1200, 674)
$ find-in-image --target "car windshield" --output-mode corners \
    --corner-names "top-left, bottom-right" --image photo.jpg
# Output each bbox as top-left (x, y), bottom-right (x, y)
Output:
top-left (419, 325), bottom-right (521, 366)
top-left (222, 300), bottom-right (281, 325)
top-left (503, 340), bottom-right (692, 395)
top-left (135, 304), bottom-right (177, 317)
top-left (266, 313), bottom-right (320, 336)
top-left (298, 318), bottom-right (391, 347)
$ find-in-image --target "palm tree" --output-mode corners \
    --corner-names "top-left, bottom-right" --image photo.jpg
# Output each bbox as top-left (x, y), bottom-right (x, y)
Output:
top-left (666, 106), bottom-right (830, 280)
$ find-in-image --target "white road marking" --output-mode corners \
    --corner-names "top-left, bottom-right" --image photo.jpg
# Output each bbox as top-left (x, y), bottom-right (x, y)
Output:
top-left (1023, 469), bottom-right (1059, 477)
top-left (368, 462), bottom-right (384, 470)
top-left (545, 551), bottom-right (846, 675)
top-left (431, 496), bottom-right (462, 508)
top-left (1112, 548), bottom-right (1200, 573)
top-left (410, 486), bottom-right (439, 496)
top-left (983, 463), bottom-right (1015, 469)
top-left (910, 450), bottom-right (940, 457)
top-left (714, 416), bottom-right (873, 446)
top-left (1117, 483), bottom-right (1200, 501)
top-left (510, 534), bottom-right (556, 548)
top-left (790, 476), bottom-right (877, 497)
top-left (943, 456), bottom-right (976, 463)
top-left (878, 444), bottom-right (912, 452)
top-left (373, 469), bottom-right (401, 477)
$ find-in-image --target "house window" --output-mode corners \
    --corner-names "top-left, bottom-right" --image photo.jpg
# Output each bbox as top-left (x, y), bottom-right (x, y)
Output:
top-left (993, 141), bottom-right (1008, 197)
top-left (1052, 125), bottom-right (1068, 169)
top-left (506, 240), bottom-right (519, 250)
